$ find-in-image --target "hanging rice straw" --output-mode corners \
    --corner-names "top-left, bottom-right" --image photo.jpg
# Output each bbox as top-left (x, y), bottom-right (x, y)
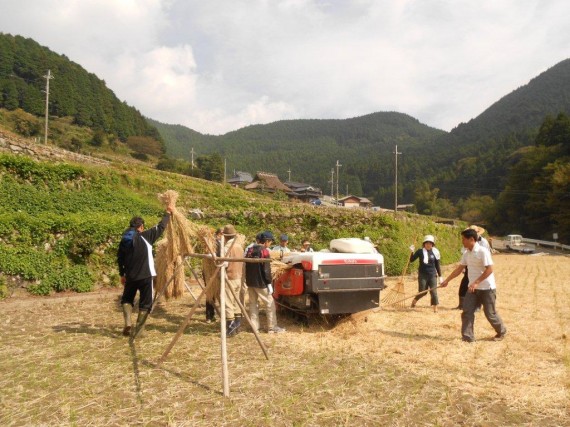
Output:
top-left (154, 190), bottom-right (205, 299)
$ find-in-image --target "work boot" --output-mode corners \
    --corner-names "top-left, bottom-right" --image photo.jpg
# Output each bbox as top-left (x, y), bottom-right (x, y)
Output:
top-left (454, 297), bottom-right (464, 310)
top-left (122, 303), bottom-right (132, 336)
top-left (226, 319), bottom-right (240, 337)
top-left (132, 310), bottom-right (149, 338)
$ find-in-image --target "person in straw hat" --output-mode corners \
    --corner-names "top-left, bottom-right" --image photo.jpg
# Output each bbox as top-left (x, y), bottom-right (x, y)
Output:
top-left (245, 231), bottom-right (286, 333)
top-left (117, 205), bottom-right (173, 337)
top-left (441, 228), bottom-right (507, 342)
top-left (221, 224), bottom-right (245, 337)
top-left (455, 225), bottom-right (490, 310)
top-left (409, 234), bottom-right (442, 313)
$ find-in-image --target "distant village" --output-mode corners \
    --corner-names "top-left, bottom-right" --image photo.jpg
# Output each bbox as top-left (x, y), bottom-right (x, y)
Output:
top-left (227, 170), bottom-right (397, 211)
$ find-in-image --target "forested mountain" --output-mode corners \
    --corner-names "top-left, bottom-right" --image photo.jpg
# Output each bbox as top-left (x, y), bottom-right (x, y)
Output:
top-left (429, 58), bottom-right (570, 200)
top-left (0, 33), bottom-right (161, 143)
top-left (150, 112), bottom-right (446, 201)
top-left (154, 59), bottom-right (570, 212)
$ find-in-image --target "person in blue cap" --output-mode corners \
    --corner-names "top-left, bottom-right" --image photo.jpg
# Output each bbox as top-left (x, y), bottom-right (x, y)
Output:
top-left (245, 231), bottom-right (286, 333)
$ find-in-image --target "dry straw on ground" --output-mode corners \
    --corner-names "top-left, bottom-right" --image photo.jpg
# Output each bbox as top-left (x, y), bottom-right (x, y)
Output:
top-left (1, 253), bottom-right (569, 426)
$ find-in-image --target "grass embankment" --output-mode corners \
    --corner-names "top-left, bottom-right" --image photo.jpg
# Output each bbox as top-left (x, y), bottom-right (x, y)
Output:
top-left (0, 151), bottom-right (463, 297)
top-left (0, 254), bottom-right (568, 425)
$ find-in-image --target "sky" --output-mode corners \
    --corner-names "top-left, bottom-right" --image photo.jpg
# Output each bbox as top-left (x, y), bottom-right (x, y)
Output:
top-left (1, 0), bottom-right (569, 135)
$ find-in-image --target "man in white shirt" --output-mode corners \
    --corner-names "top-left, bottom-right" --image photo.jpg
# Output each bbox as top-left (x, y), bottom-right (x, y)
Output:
top-left (441, 228), bottom-right (507, 342)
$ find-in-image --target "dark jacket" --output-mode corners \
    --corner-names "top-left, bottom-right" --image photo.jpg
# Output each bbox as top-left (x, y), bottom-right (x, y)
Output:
top-left (410, 248), bottom-right (442, 277)
top-left (245, 244), bottom-right (272, 288)
top-left (117, 213), bottom-right (170, 282)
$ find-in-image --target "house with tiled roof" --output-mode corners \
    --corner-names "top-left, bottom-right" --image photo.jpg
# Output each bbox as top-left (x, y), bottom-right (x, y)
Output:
top-left (227, 171), bottom-right (253, 187)
top-left (338, 195), bottom-right (373, 209)
top-left (284, 180), bottom-right (322, 203)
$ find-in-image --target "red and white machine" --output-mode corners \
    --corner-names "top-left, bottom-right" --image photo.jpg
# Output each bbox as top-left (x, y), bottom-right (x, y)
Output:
top-left (274, 240), bottom-right (386, 315)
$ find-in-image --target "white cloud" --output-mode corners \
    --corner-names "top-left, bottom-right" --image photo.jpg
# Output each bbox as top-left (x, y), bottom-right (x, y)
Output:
top-left (1, 0), bottom-right (569, 134)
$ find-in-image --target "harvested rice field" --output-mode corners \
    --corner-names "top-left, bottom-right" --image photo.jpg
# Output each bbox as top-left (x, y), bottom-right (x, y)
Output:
top-left (1, 253), bottom-right (569, 426)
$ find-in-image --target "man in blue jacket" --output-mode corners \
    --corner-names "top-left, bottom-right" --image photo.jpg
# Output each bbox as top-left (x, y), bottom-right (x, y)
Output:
top-left (117, 206), bottom-right (172, 337)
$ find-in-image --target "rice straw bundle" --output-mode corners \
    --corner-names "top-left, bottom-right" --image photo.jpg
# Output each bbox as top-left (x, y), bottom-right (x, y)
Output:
top-left (270, 259), bottom-right (293, 283)
top-left (202, 233), bottom-right (246, 303)
top-left (154, 190), bottom-right (204, 299)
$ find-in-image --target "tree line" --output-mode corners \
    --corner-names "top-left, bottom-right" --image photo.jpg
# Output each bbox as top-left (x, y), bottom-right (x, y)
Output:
top-left (0, 33), bottom-right (163, 152)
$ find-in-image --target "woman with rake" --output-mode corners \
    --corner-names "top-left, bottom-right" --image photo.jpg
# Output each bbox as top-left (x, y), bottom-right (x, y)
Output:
top-left (409, 235), bottom-right (443, 313)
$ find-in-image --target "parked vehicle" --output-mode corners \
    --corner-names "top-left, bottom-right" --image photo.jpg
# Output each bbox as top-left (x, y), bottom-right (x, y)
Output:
top-left (504, 234), bottom-right (535, 253)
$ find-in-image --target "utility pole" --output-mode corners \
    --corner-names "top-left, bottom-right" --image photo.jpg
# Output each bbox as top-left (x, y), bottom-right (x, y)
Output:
top-left (43, 70), bottom-right (53, 144)
top-left (335, 160), bottom-right (342, 202)
top-left (224, 158), bottom-right (227, 184)
top-left (346, 184), bottom-right (348, 196)
top-left (287, 168), bottom-right (291, 182)
top-left (190, 147), bottom-right (195, 171)
top-left (329, 168), bottom-right (334, 197)
top-left (394, 145), bottom-right (402, 211)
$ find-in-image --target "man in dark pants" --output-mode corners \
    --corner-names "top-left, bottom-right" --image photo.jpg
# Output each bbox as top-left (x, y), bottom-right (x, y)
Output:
top-left (117, 206), bottom-right (172, 337)
top-left (441, 228), bottom-right (507, 342)
top-left (456, 225), bottom-right (490, 310)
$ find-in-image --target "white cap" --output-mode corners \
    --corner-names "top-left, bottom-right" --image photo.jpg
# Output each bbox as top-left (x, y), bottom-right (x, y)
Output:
top-left (423, 235), bottom-right (435, 244)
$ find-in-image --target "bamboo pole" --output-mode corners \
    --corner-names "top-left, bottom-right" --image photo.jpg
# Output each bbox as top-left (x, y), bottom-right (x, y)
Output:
top-left (219, 234), bottom-right (230, 397)
top-left (387, 285), bottom-right (444, 307)
top-left (224, 276), bottom-right (269, 360)
top-left (156, 288), bottom-right (205, 365)
top-left (189, 253), bottom-right (270, 263)
top-left (185, 258), bottom-right (221, 317)
top-left (155, 257), bottom-right (226, 365)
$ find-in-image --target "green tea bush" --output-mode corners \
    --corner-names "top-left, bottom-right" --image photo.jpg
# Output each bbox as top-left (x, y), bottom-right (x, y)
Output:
top-left (44, 265), bottom-right (93, 293)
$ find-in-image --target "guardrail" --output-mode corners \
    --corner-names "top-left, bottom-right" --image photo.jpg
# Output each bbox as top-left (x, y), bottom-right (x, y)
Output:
top-left (521, 238), bottom-right (570, 251)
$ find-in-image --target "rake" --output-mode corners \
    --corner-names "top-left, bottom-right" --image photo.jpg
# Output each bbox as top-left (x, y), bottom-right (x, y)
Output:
top-left (381, 237), bottom-right (416, 308)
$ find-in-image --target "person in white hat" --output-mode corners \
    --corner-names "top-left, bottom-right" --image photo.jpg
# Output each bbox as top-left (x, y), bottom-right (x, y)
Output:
top-left (409, 234), bottom-right (442, 312)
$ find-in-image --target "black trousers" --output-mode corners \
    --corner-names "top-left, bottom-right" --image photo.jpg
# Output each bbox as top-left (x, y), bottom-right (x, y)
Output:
top-left (459, 268), bottom-right (469, 297)
top-left (121, 277), bottom-right (153, 312)
top-left (206, 300), bottom-right (216, 320)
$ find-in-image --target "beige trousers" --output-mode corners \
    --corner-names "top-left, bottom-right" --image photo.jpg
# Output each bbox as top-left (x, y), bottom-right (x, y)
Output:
top-left (225, 278), bottom-right (242, 320)
top-left (248, 287), bottom-right (277, 331)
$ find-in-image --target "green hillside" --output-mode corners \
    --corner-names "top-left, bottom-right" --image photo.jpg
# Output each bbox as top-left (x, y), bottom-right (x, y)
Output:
top-left (0, 141), bottom-right (463, 298)
top-left (150, 112), bottom-right (446, 202)
top-left (153, 59), bottom-right (570, 207)
top-left (430, 58), bottom-right (570, 200)
top-left (0, 33), bottom-right (162, 146)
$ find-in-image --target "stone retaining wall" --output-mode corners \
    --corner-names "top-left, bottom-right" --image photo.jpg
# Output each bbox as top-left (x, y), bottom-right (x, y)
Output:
top-left (0, 130), bottom-right (109, 166)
